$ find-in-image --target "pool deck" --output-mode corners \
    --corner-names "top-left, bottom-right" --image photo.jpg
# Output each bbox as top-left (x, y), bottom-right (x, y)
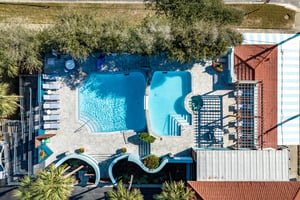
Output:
top-left (44, 54), bottom-right (237, 178)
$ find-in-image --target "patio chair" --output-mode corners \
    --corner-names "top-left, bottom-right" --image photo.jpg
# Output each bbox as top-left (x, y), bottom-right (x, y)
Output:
top-left (234, 90), bottom-right (243, 97)
top-left (42, 83), bottom-right (60, 90)
top-left (43, 123), bottom-right (60, 130)
top-left (43, 94), bottom-right (60, 101)
top-left (43, 115), bottom-right (60, 121)
top-left (43, 103), bottom-right (60, 110)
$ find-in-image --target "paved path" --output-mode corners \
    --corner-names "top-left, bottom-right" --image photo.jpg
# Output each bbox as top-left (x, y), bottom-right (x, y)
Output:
top-left (1, 0), bottom-right (299, 10)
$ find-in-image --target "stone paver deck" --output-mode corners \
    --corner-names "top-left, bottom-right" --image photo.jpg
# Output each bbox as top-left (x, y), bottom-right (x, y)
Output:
top-left (44, 55), bottom-right (237, 178)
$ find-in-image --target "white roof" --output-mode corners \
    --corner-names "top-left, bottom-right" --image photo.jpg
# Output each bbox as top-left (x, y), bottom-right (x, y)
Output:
top-left (194, 149), bottom-right (289, 181)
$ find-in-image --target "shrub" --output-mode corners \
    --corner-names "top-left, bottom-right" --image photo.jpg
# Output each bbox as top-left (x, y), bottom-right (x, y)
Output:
top-left (139, 132), bottom-right (156, 143)
top-left (39, 150), bottom-right (46, 159)
top-left (212, 62), bottom-right (224, 72)
top-left (78, 147), bottom-right (85, 154)
top-left (120, 147), bottom-right (127, 153)
top-left (143, 154), bottom-right (160, 169)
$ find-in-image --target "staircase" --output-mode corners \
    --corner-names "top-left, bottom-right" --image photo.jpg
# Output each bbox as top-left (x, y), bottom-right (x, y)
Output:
top-left (138, 141), bottom-right (150, 157)
top-left (87, 154), bottom-right (114, 178)
top-left (169, 114), bottom-right (190, 136)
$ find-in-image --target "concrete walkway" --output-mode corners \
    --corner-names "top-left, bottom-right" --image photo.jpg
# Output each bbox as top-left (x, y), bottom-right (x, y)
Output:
top-left (1, 0), bottom-right (299, 10)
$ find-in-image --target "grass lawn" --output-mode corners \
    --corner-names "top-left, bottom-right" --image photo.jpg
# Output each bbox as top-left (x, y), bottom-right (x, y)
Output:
top-left (229, 4), bottom-right (296, 29)
top-left (0, 3), bottom-right (152, 25)
top-left (0, 3), bottom-right (296, 29)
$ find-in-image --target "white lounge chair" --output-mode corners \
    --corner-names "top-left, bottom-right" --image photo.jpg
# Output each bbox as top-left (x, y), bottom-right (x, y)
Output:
top-left (42, 74), bottom-right (60, 81)
top-left (234, 90), bottom-right (243, 97)
top-left (43, 94), bottom-right (60, 101)
top-left (43, 103), bottom-right (60, 109)
top-left (42, 83), bottom-right (60, 90)
top-left (43, 123), bottom-right (60, 130)
top-left (43, 115), bottom-right (60, 121)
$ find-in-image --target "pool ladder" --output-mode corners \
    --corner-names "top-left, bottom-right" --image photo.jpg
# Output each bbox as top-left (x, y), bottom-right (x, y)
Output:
top-left (169, 114), bottom-right (190, 136)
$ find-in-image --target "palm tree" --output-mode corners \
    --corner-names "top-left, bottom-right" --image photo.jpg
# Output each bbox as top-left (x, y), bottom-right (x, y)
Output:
top-left (13, 175), bottom-right (34, 200)
top-left (108, 180), bottom-right (144, 200)
top-left (154, 181), bottom-right (195, 200)
top-left (0, 83), bottom-right (18, 119)
top-left (14, 164), bottom-right (75, 200)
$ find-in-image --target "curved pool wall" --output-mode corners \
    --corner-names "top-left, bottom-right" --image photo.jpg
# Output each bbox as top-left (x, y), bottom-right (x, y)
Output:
top-left (148, 71), bottom-right (191, 136)
top-left (108, 153), bottom-right (193, 185)
top-left (55, 153), bottom-right (100, 185)
top-left (78, 72), bottom-right (146, 133)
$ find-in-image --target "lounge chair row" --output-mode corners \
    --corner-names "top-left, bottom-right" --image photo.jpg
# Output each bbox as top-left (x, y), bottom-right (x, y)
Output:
top-left (42, 74), bottom-right (61, 130)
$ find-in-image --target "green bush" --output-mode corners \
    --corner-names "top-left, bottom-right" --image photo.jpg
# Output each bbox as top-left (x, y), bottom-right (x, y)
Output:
top-left (78, 147), bottom-right (85, 154)
top-left (143, 154), bottom-right (160, 169)
top-left (120, 147), bottom-right (127, 153)
top-left (139, 132), bottom-right (156, 143)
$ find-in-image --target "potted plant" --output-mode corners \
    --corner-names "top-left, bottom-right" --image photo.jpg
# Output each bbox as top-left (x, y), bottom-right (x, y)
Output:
top-left (120, 147), bottom-right (127, 153)
top-left (39, 150), bottom-right (47, 160)
top-left (78, 147), bottom-right (85, 154)
top-left (190, 95), bottom-right (204, 112)
top-left (139, 132), bottom-right (156, 143)
top-left (143, 154), bottom-right (160, 169)
top-left (212, 61), bottom-right (224, 72)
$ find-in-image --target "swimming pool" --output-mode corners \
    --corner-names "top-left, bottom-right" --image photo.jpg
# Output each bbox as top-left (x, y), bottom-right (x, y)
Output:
top-left (148, 71), bottom-right (191, 136)
top-left (78, 72), bottom-right (146, 133)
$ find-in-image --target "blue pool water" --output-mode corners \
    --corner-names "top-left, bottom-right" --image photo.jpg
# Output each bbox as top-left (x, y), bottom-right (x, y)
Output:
top-left (78, 72), bottom-right (146, 133)
top-left (148, 71), bottom-right (191, 136)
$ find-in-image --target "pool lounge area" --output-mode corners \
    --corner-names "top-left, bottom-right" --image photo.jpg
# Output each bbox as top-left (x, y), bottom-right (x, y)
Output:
top-left (38, 53), bottom-right (238, 184)
top-left (13, 33), bottom-right (298, 187)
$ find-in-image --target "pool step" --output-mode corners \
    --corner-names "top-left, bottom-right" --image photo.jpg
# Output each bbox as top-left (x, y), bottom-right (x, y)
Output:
top-left (171, 114), bottom-right (190, 126)
top-left (169, 114), bottom-right (191, 136)
top-left (86, 154), bottom-right (113, 162)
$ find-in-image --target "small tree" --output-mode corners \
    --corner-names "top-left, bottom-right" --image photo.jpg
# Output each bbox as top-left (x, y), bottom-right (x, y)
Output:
top-left (146, 0), bottom-right (243, 26)
top-left (154, 181), bottom-right (195, 200)
top-left (0, 26), bottom-right (42, 76)
top-left (145, 0), bottom-right (243, 63)
top-left (40, 11), bottom-right (100, 61)
top-left (0, 83), bottom-right (18, 119)
top-left (108, 180), bottom-right (144, 200)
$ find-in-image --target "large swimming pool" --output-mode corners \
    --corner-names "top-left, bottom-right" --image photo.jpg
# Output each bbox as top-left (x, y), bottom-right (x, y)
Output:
top-left (148, 71), bottom-right (191, 136)
top-left (78, 72), bottom-right (146, 133)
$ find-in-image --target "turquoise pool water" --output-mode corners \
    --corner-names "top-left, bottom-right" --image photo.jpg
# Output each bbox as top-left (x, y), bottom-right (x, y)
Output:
top-left (149, 71), bottom-right (191, 136)
top-left (78, 72), bottom-right (146, 133)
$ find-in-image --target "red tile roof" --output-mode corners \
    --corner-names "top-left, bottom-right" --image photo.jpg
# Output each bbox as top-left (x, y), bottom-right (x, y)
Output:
top-left (188, 181), bottom-right (300, 200)
top-left (234, 45), bottom-right (278, 148)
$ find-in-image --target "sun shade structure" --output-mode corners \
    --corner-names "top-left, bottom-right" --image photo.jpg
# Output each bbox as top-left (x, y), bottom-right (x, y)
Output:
top-left (234, 33), bottom-right (300, 146)
top-left (233, 44), bottom-right (277, 149)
